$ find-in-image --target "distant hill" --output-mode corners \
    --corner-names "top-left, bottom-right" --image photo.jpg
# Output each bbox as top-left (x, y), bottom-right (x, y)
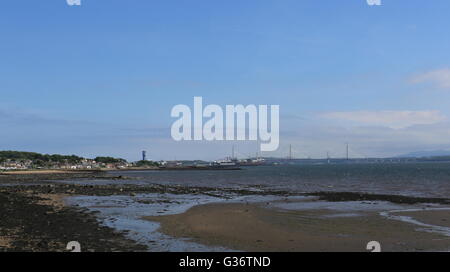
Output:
top-left (397, 150), bottom-right (450, 158)
top-left (0, 150), bottom-right (84, 163)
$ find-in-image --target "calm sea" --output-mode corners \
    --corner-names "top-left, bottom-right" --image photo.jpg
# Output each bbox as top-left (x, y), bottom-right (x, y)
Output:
top-left (109, 163), bottom-right (450, 198)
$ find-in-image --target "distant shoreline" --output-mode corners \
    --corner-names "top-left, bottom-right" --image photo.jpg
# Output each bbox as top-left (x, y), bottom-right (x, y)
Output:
top-left (0, 169), bottom-right (102, 175)
top-left (111, 166), bottom-right (242, 171)
top-left (0, 166), bottom-right (242, 175)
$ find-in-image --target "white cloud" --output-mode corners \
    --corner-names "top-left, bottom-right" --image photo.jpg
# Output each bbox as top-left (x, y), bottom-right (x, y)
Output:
top-left (320, 110), bottom-right (446, 129)
top-left (277, 121), bottom-right (450, 158)
top-left (411, 68), bottom-right (450, 89)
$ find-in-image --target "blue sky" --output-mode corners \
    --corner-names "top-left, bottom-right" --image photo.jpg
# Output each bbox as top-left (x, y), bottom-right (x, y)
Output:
top-left (1, 0), bottom-right (450, 160)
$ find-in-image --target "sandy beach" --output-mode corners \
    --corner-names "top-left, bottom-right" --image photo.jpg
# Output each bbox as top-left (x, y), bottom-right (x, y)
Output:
top-left (394, 210), bottom-right (450, 228)
top-left (0, 170), bottom-right (86, 175)
top-left (145, 202), bottom-right (450, 252)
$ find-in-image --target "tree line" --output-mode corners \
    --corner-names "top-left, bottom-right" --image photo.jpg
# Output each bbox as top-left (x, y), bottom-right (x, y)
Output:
top-left (0, 151), bottom-right (127, 164)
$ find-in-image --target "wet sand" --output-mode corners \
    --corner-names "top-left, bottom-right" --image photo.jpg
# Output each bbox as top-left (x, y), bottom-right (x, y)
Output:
top-left (0, 170), bottom-right (111, 185)
top-left (394, 210), bottom-right (450, 228)
top-left (145, 203), bottom-right (450, 252)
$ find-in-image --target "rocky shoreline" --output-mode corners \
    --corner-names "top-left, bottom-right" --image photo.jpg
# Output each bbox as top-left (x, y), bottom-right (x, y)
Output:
top-left (0, 171), bottom-right (148, 251)
top-left (0, 190), bottom-right (147, 252)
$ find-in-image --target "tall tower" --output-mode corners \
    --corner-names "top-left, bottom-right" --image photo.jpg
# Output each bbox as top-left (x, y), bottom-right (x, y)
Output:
top-left (289, 144), bottom-right (292, 160)
top-left (346, 143), bottom-right (349, 160)
top-left (142, 150), bottom-right (146, 161)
